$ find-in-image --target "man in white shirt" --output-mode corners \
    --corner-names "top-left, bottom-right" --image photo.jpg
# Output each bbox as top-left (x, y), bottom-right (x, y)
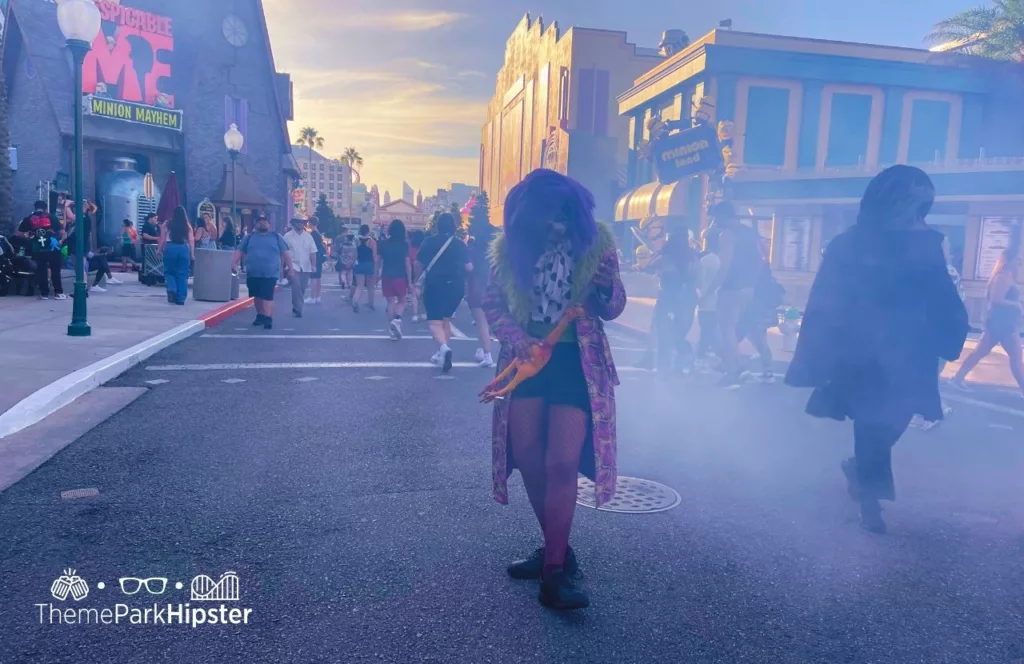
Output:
top-left (283, 218), bottom-right (318, 317)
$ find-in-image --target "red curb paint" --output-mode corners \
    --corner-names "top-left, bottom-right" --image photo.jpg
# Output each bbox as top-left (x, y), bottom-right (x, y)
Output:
top-left (199, 298), bottom-right (254, 328)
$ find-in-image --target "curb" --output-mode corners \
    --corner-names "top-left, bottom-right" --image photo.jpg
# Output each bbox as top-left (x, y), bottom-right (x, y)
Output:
top-left (199, 297), bottom-right (254, 327)
top-left (0, 320), bottom-right (206, 440)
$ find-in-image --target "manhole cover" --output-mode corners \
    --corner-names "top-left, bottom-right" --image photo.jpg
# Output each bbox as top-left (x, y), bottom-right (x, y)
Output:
top-left (576, 476), bottom-right (680, 513)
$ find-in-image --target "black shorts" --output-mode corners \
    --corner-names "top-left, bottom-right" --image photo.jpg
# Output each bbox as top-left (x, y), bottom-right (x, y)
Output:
top-left (424, 276), bottom-right (464, 320)
top-left (512, 342), bottom-right (591, 410)
top-left (122, 244), bottom-right (135, 260)
top-left (312, 259), bottom-right (324, 279)
top-left (247, 276), bottom-right (277, 300)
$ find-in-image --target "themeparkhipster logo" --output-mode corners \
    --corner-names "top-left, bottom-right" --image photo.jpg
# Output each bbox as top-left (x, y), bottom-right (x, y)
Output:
top-left (36, 570), bottom-right (253, 628)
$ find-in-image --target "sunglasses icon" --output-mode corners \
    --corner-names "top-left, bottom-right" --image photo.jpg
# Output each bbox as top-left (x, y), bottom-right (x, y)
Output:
top-left (118, 577), bottom-right (168, 595)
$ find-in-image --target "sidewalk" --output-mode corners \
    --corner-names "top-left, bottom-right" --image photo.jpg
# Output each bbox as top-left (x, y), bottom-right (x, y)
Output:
top-left (0, 277), bottom-right (252, 438)
top-left (611, 295), bottom-right (1021, 392)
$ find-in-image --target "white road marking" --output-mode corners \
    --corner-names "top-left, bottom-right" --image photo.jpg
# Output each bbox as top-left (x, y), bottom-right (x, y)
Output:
top-left (221, 378), bottom-right (246, 384)
top-left (988, 423), bottom-right (1014, 430)
top-left (942, 393), bottom-right (1024, 419)
top-left (233, 328), bottom-right (247, 331)
top-left (203, 334), bottom-right (467, 341)
top-left (148, 362), bottom-right (484, 371)
top-left (366, 376), bottom-right (389, 381)
top-left (145, 379), bottom-right (170, 386)
top-left (435, 375), bottom-right (456, 380)
top-left (295, 377), bottom-right (319, 383)
top-left (449, 322), bottom-right (469, 340)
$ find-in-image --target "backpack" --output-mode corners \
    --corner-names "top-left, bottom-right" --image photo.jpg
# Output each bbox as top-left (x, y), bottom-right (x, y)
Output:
top-left (339, 243), bottom-right (356, 269)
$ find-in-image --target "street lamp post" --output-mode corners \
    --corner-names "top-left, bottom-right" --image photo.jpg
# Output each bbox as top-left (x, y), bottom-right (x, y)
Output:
top-left (224, 123), bottom-right (244, 232)
top-left (58, 0), bottom-right (101, 338)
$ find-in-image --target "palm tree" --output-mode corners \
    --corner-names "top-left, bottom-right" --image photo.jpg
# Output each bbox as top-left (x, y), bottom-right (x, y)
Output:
top-left (340, 147), bottom-right (364, 183)
top-left (297, 126), bottom-right (324, 188)
top-left (928, 0), bottom-right (1024, 60)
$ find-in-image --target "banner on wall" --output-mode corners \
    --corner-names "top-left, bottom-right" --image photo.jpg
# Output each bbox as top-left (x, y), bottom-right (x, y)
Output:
top-left (653, 124), bottom-right (722, 183)
top-left (81, 0), bottom-right (180, 128)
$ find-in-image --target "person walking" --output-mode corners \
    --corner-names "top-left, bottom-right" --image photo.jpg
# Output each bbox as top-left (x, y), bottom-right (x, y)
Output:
top-left (283, 218), bottom-right (317, 318)
top-left (417, 213), bottom-right (471, 373)
top-left (649, 229), bottom-right (699, 376)
top-left (377, 219), bottom-right (413, 340)
top-left (158, 206), bottom-right (194, 305)
top-left (336, 232), bottom-right (356, 295)
top-left (233, 215), bottom-right (293, 330)
top-left (785, 165), bottom-right (969, 534)
top-left (737, 260), bottom-right (784, 383)
top-left (219, 215), bottom-right (237, 251)
top-left (483, 169), bottom-right (626, 610)
top-left (19, 201), bottom-right (65, 300)
top-left (409, 230), bottom-right (425, 322)
top-left (307, 216), bottom-right (326, 305)
top-left (704, 203), bottom-right (764, 387)
top-left (466, 231), bottom-right (496, 367)
top-left (950, 248), bottom-right (1024, 398)
top-left (120, 219), bottom-right (137, 274)
top-left (351, 225), bottom-right (377, 312)
top-left (696, 228), bottom-right (722, 367)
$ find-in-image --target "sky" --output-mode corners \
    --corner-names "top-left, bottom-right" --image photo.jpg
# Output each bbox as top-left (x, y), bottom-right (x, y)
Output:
top-left (263, 0), bottom-right (977, 198)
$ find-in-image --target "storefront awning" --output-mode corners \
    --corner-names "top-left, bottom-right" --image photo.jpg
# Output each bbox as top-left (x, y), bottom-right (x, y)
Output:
top-left (653, 180), bottom-right (688, 217)
top-left (211, 164), bottom-right (274, 207)
top-left (614, 181), bottom-right (662, 222)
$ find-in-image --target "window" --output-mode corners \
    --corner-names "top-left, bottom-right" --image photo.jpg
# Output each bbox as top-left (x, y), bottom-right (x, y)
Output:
top-left (825, 93), bottom-right (873, 167)
top-left (593, 70), bottom-right (610, 137)
top-left (744, 86), bottom-right (790, 166)
top-left (908, 99), bottom-right (952, 162)
top-left (558, 67), bottom-right (570, 125)
top-left (577, 69), bottom-right (594, 132)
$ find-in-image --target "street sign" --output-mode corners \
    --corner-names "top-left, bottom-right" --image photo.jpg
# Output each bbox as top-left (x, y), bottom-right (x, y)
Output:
top-left (653, 124), bottom-right (722, 183)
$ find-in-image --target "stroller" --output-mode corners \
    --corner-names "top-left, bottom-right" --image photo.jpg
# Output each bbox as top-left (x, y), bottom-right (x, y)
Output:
top-left (0, 234), bottom-right (18, 296)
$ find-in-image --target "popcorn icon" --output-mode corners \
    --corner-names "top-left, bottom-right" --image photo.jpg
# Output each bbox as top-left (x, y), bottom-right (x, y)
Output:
top-left (51, 569), bottom-right (89, 602)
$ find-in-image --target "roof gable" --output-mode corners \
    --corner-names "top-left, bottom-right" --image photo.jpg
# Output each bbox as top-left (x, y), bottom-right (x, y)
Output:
top-left (380, 200), bottom-right (422, 213)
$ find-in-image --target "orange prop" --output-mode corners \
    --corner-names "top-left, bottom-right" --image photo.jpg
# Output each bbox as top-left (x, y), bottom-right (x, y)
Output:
top-left (479, 307), bottom-right (585, 403)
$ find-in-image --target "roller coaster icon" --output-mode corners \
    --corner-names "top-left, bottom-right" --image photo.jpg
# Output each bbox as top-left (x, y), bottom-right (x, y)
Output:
top-left (190, 571), bottom-right (240, 602)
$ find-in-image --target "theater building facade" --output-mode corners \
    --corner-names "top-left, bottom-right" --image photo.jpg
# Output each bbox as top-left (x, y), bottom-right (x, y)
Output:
top-left (616, 29), bottom-right (1024, 324)
top-left (2, 0), bottom-right (299, 244)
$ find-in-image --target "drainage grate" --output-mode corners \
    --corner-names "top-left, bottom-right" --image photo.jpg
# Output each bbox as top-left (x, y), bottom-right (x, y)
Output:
top-left (61, 488), bottom-right (99, 500)
top-left (576, 476), bottom-right (680, 513)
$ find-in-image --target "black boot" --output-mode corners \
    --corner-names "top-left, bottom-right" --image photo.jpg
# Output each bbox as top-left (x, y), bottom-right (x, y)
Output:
top-left (539, 567), bottom-right (589, 610)
top-left (252, 314), bottom-right (266, 326)
top-left (507, 546), bottom-right (578, 580)
top-left (263, 317), bottom-right (273, 330)
top-left (859, 498), bottom-right (886, 534)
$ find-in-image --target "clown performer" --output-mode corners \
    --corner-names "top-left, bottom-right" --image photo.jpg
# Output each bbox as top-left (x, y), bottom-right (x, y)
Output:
top-left (482, 169), bottom-right (626, 611)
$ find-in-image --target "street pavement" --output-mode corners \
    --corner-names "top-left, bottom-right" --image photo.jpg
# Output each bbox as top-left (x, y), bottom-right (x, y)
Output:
top-left (0, 284), bottom-right (1022, 664)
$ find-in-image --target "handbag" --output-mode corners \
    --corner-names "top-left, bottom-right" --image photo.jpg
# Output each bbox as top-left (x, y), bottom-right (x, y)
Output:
top-left (415, 235), bottom-right (455, 292)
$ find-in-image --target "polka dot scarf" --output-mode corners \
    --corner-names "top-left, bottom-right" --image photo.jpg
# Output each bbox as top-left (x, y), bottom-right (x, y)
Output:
top-left (531, 242), bottom-right (574, 324)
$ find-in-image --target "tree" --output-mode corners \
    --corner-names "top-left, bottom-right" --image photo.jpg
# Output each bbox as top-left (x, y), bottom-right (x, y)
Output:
top-left (467, 191), bottom-right (491, 233)
top-left (340, 147), bottom-right (364, 184)
top-left (928, 1), bottom-right (1024, 60)
top-left (297, 126), bottom-right (324, 189)
top-left (313, 194), bottom-right (340, 238)
top-left (0, 72), bottom-right (12, 234)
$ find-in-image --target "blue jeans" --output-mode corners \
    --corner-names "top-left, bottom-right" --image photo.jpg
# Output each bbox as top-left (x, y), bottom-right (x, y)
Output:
top-left (163, 243), bottom-right (190, 304)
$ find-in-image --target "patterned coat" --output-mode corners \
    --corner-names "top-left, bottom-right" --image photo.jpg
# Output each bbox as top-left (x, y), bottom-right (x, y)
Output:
top-left (483, 223), bottom-right (627, 507)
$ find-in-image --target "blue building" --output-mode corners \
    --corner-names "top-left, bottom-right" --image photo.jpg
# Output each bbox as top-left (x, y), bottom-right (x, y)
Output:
top-left (615, 29), bottom-right (1024, 320)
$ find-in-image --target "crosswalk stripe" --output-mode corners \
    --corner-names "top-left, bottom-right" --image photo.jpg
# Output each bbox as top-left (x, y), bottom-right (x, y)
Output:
top-left (147, 362), bottom-right (488, 371)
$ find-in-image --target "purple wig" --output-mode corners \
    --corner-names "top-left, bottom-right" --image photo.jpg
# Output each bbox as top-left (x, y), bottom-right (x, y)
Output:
top-left (502, 169), bottom-right (598, 289)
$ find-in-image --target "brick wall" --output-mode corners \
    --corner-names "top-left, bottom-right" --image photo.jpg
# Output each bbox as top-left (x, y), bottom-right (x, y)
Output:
top-left (8, 46), bottom-right (65, 218)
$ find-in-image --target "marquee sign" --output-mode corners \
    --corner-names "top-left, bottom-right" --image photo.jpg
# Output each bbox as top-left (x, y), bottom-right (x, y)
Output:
top-left (86, 96), bottom-right (183, 131)
top-left (654, 124), bottom-right (722, 183)
top-left (82, 0), bottom-right (179, 127)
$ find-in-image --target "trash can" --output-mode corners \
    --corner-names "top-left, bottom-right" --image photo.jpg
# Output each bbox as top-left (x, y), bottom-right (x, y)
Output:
top-left (230, 271), bottom-right (240, 300)
top-left (192, 248), bottom-right (233, 302)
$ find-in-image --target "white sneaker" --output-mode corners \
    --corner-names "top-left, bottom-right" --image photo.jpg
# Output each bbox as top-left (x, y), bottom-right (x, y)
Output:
top-left (430, 350), bottom-right (443, 365)
top-left (315, 297), bottom-right (322, 304)
top-left (479, 352), bottom-right (495, 368)
top-left (390, 318), bottom-right (402, 340)
top-left (89, 285), bottom-right (106, 293)
top-left (106, 277), bottom-right (123, 285)
top-left (304, 297), bottom-right (315, 304)
top-left (474, 348), bottom-right (485, 362)
top-left (54, 293), bottom-right (68, 300)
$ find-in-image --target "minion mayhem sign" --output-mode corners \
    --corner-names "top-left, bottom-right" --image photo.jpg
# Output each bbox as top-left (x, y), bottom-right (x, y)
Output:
top-left (81, 0), bottom-right (182, 131)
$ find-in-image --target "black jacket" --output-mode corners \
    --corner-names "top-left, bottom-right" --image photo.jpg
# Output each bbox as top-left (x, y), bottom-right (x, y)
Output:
top-left (785, 226), bottom-right (969, 424)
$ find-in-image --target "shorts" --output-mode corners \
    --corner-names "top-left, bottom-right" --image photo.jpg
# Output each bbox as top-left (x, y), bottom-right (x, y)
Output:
top-left (312, 258), bottom-right (324, 279)
top-left (122, 244), bottom-right (135, 260)
top-left (247, 276), bottom-right (277, 300)
top-left (424, 276), bottom-right (464, 320)
top-left (512, 342), bottom-right (591, 410)
top-left (381, 277), bottom-right (408, 299)
top-left (354, 262), bottom-right (374, 276)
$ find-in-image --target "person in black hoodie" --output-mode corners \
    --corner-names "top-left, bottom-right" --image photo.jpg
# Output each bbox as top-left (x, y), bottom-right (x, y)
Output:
top-left (785, 165), bottom-right (969, 535)
top-left (18, 201), bottom-right (65, 300)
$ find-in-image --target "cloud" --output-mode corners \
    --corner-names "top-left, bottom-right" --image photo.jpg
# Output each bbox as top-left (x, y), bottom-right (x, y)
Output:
top-left (335, 11), bottom-right (468, 32)
top-left (457, 70), bottom-right (488, 79)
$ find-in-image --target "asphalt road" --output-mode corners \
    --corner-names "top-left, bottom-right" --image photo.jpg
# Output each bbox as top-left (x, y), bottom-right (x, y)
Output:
top-left (1, 286), bottom-right (1022, 664)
